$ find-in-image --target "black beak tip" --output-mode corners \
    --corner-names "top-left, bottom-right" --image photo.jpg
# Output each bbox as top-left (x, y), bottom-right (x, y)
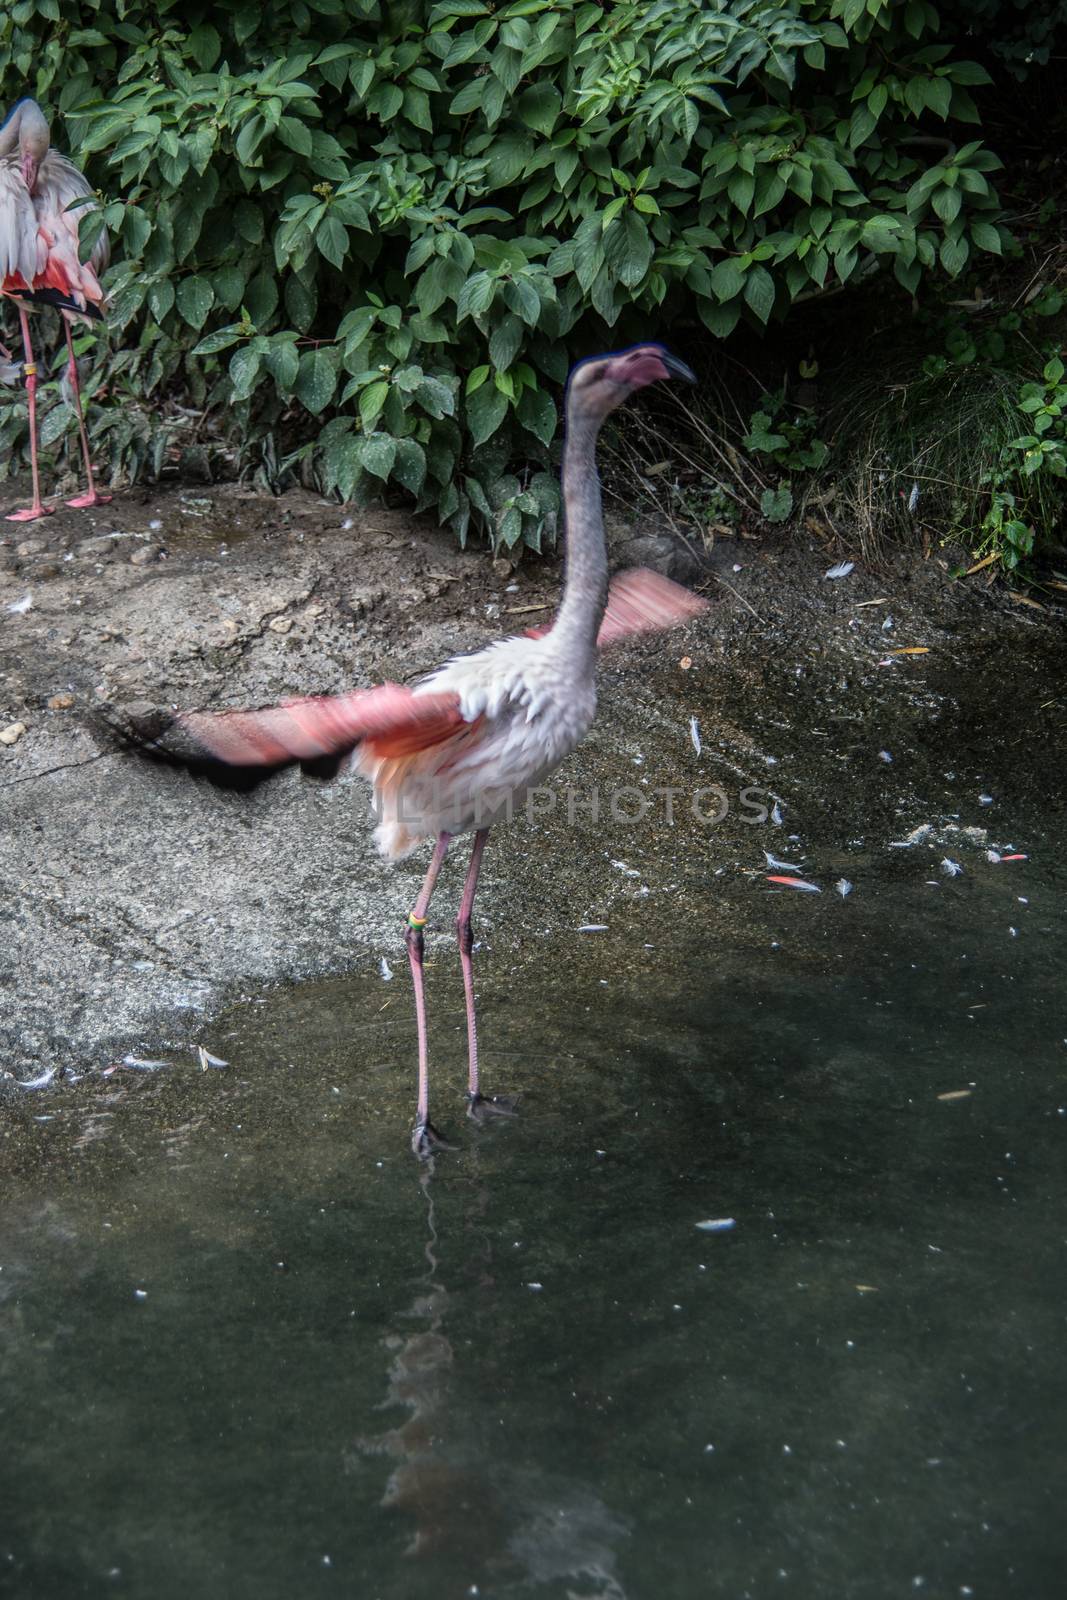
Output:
top-left (662, 351), bottom-right (697, 384)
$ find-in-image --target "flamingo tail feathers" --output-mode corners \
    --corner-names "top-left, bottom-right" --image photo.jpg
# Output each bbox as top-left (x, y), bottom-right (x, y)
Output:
top-left (5, 285), bottom-right (104, 320)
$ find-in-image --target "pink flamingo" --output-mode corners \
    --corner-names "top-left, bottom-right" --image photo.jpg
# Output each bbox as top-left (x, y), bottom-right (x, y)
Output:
top-left (132, 345), bottom-right (707, 1155)
top-left (0, 96), bottom-right (110, 522)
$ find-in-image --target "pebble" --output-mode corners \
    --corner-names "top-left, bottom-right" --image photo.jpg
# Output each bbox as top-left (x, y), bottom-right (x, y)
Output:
top-left (0, 721), bottom-right (27, 745)
top-left (129, 545), bottom-right (160, 566)
top-left (47, 693), bottom-right (74, 710)
top-left (16, 539), bottom-right (45, 557)
top-left (268, 616), bottom-right (292, 634)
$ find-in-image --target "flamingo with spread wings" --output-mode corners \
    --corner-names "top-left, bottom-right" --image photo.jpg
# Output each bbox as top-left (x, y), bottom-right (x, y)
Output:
top-left (0, 96), bottom-right (109, 521)
top-left (129, 345), bottom-right (708, 1155)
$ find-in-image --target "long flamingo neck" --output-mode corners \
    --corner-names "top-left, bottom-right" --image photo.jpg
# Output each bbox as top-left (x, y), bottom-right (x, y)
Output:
top-left (550, 405), bottom-right (609, 662)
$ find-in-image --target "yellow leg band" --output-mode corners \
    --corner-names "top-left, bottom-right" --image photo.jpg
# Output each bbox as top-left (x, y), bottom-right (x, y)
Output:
top-left (23, 363), bottom-right (36, 377)
top-left (407, 913), bottom-right (428, 930)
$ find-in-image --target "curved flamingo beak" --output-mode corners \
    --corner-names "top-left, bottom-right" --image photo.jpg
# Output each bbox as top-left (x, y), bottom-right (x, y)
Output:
top-left (659, 350), bottom-right (697, 384)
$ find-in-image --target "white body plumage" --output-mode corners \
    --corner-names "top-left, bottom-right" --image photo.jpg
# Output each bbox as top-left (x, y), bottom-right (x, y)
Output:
top-left (356, 634), bottom-right (597, 859)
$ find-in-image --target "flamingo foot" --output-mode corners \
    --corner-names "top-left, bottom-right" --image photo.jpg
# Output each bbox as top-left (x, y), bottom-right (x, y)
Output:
top-left (411, 1119), bottom-right (456, 1160)
top-left (466, 1092), bottom-right (520, 1124)
top-left (6, 504), bottom-right (53, 522)
top-left (65, 491), bottom-right (112, 509)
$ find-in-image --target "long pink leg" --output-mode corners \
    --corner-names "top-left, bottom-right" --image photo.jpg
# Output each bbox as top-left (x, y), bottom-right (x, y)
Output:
top-left (6, 308), bottom-right (53, 523)
top-left (457, 830), bottom-right (516, 1123)
top-left (406, 832), bottom-right (452, 1158)
top-left (63, 322), bottom-right (110, 509)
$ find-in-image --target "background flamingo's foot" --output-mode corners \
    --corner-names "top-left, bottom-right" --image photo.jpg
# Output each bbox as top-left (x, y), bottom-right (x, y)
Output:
top-left (5, 505), bottom-right (53, 522)
top-left (65, 492), bottom-right (112, 509)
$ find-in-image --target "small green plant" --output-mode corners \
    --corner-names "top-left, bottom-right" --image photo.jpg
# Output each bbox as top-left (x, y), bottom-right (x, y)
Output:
top-left (976, 354), bottom-right (1067, 568)
top-left (743, 390), bottom-right (828, 522)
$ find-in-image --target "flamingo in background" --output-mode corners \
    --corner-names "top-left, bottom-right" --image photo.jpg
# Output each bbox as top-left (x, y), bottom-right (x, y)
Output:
top-left (125, 345), bottom-right (708, 1156)
top-left (0, 96), bottom-right (109, 521)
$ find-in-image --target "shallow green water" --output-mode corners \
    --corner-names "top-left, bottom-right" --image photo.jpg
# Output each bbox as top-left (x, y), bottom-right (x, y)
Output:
top-left (4, 614), bottom-right (1067, 1600)
top-left (3, 809), bottom-right (1065, 1600)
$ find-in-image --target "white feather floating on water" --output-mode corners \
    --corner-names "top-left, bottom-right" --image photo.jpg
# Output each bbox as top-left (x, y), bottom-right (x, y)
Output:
top-left (771, 801), bottom-right (783, 826)
top-left (695, 1218), bottom-right (736, 1233)
top-left (765, 851), bottom-right (803, 871)
top-left (578, 924), bottom-right (608, 932)
top-left (824, 561), bottom-right (855, 580)
top-left (380, 957), bottom-right (393, 981)
top-left (18, 1066), bottom-right (55, 1090)
top-left (941, 858), bottom-right (963, 878)
top-left (197, 1046), bottom-right (229, 1069)
top-left (836, 879), bottom-right (853, 897)
top-left (689, 716), bottom-right (701, 757)
top-left (766, 875), bottom-right (822, 893)
top-left (6, 593), bottom-right (32, 615)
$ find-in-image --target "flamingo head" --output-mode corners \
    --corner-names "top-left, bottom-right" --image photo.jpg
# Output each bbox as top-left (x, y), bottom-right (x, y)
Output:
top-left (567, 343), bottom-right (696, 420)
top-left (17, 102), bottom-right (50, 194)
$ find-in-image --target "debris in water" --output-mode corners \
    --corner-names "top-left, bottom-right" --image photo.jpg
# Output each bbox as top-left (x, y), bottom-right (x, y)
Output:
top-left (889, 823), bottom-right (933, 848)
top-left (122, 1055), bottom-right (170, 1070)
top-left (879, 750), bottom-right (893, 763)
top-left (855, 1284), bottom-right (878, 1293)
top-left (765, 852), bottom-right (803, 871)
top-left (835, 879), bottom-right (853, 898)
top-left (380, 956), bottom-right (393, 981)
top-left (881, 615), bottom-right (894, 632)
top-left (611, 860), bottom-right (641, 877)
top-left (525, 1282), bottom-right (544, 1291)
top-left (824, 561), bottom-right (854, 580)
top-left (886, 646), bottom-right (930, 656)
top-left (689, 716), bottom-right (701, 756)
top-left (134, 1289), bottom-right (148, 1300)
top-left (766, 875), bottom-right (821, 892)
top-left (986, 850), bottom-right (1002, 863)
top-left (679, 655), bottom-right (692, 671)
top-left (941, 858), bottom-right (963, 878)
top-left (6, 592), bottom-right (32, 615)
top-left (979, 794), bottom-right (994, 806)
top-left (907, 482), bottom-right (921, 513)
top-left (938, 1089), bottom-right (972, 1102)
top-left (771, 801), bottom-right (784, 826)
top-left (197, 1046), bottom-right (229, 1069)
top-left (999, 853), bottom-right (1028, 862)
top-left (0, 721), bottom-right (27, 745)
top-left (578, 924), bottom-right (608, 932)
top-left (18, 1067), bottom-right (55, 1090)
top-left (1009, 926), bottom-right (1018, 938)
top-left (695, 1218), bottom-right (736, 1232)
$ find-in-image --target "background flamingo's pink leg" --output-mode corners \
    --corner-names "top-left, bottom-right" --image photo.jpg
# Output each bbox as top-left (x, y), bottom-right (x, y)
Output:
top-left (406, 832), bottom-right (452, 1158)
top-left (6, 308), bottom-right (53, 523)
top-left (62, 322), bottom-right (110, 509)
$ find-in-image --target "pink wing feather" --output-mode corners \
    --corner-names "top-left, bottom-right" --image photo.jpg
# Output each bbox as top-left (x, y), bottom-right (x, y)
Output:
top-left (525, 567), bottom-right (709, 645)
top-left (179, 684), bottom-right (465, 768)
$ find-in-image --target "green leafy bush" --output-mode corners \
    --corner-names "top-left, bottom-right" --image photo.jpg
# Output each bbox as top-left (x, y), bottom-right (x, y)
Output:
top-left (0, 0), bottom-right (1010, 548)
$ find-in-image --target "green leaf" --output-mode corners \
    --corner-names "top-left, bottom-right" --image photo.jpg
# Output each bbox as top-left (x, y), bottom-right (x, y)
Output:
top-left (229, 344), bottom-right (263, 401)
top-left (969, 220), bottom-right (1002, 255)
top-left (295, 348), bottom-right (339, 414)
top-left (187, 23), bottom-right (221, 70)
top-left (148, 279), bottom-right (175, 322)
top-left (517, 385), bottom-right (555, 447)
top-left (359, 380), bottom-right (390, 428)
top-left (355, 432), bottom-right (397, 481)
top-left (176, 275), bottom-right (214, 331)
top-left (191, 325), bottom-right (245, 358)
top-left (760, 485), bottom-right (793, 523)
top-left (285, 274), bottom-right (317, 333)
top-left (489, 313), bottom-right (523, 372)
top-left (393, 438), bottom-right (427, 495)
top-left (467, 383), bottom-right (508, 447)
top-left (743, 266), bottom-right (775, 324)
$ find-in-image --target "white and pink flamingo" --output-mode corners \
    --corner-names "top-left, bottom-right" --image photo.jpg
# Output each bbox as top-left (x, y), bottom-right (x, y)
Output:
top-left (133, 345), bottom-right (707, 1155)
top-left (0, 96), bottom-right (109, 521)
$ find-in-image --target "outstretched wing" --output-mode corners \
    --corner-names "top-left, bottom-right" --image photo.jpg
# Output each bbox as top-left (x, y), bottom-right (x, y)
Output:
top-left (525, 566), bottom-right (709, 645)
top-left (110, 682), bottom-right (467, 786)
